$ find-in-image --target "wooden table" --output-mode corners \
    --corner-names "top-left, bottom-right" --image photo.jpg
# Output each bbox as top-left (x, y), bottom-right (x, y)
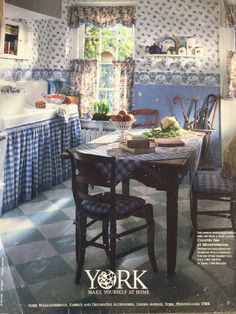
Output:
top-left (122, 158), bottom-right (189, 275)
top-left (75, 131), bottom-right (204, 275)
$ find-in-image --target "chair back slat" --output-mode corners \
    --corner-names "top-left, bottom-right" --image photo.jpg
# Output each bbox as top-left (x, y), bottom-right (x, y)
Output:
top-left (129, 109), bottom-right (159, 128)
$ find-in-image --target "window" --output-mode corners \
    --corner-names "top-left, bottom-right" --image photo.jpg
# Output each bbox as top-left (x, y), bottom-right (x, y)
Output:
top-left (84, 24), bottom-right (134, 61)
top-left (72, 24), bottom-right (134, 112)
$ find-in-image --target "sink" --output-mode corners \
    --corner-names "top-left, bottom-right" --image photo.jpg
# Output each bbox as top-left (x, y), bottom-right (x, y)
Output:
top-left (0, 80), bottom-right (47, 117)
top-left (0, 94), bottom-right (27, 116)
top-left (0, 118), bottom-right (5, 131)
top-left (0, 80), bottom-right (79, 129)
top-left (3, 105), bottom-right (79, 129)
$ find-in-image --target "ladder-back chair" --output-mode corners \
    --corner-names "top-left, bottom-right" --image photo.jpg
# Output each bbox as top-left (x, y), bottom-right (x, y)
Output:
top-left (67, 149), bottom-right (158, 283)
top-left (189, 171), bottom-right (236, 259)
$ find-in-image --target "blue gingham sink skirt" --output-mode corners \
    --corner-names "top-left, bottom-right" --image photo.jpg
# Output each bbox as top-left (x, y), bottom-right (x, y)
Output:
top-left (2, 113), bottom-right (81, 213)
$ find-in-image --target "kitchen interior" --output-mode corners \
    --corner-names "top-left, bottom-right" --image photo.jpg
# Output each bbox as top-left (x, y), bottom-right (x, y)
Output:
top-left (0, 0), bottom-right (236, 313)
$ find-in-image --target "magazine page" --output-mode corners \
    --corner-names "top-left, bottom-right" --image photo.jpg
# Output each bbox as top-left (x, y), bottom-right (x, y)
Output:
top-left (1, 0), bottom-right (236, 313)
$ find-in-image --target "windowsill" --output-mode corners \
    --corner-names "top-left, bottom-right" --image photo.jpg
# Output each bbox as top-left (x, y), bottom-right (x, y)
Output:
top-left (80, 119), bottom-right (116, 132)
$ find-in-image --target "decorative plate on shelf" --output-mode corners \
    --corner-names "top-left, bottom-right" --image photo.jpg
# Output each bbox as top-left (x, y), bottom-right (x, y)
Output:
top-left (159, 37), bottom-right (177, 53)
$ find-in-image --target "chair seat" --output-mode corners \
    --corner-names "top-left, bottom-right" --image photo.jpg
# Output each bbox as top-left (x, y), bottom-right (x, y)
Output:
top-left (193, 171), bottom-right (235, 194)
top-left (82, 193), bottom-right (146, 215)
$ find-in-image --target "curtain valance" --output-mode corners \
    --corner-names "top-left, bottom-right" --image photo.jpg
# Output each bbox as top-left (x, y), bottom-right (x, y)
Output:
top-left (223, 0), bottom-right (236, 26)
top-left (68, 6), bottom-right (135, 28)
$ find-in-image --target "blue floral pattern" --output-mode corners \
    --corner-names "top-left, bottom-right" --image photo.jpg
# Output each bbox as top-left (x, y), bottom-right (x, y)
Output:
top-left (135, 72), bottom-right (220, 86)
top-left (135, 0), bottom-right (220, 86)
top-left (0, 0), bottom-right (220, 87)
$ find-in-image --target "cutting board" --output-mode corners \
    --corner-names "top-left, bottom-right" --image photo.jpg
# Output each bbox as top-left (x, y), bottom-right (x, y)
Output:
top-left (119, 142), bottom-right (156, 154)
top-left (153, 138), bottom-right (185, 147)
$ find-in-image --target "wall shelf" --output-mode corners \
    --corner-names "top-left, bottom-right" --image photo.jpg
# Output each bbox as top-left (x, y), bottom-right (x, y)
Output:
top-left (0, 19), bottom-right (33, 60)
top-left (145, 54), bottom-right (204, 58)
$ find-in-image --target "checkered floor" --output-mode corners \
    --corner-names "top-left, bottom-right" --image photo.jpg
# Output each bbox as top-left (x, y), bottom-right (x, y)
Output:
top-left (0, 180), bottom-right (235, 314)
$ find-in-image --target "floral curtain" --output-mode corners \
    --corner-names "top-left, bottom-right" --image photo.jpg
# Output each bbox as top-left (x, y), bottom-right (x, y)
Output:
top-left (225, 51), bottom-right (236, 98)
top-left (112, 60), bottom-right (135, 113)
top-left (70, 60), bottom-right (98, 117)
top-left (68, 6), bottom-right (135, 28)
top-left (223, 0), bottom-right (236, 26)
top-left (0, 0), bottom-right (3, 32)
top-left (70, 59), bottom-right (135, 115)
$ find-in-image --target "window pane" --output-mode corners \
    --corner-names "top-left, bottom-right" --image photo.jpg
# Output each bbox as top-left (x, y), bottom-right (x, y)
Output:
top-left (117, 24), bottom-right (133, 38)
top-left (118, 39), bottom-right (134, 60)
top-left (99, 89), bottom-right (113, 111)
top-left (101, 27), bottom-right (116, 37)
top-left (101, 36), bottom-right (116, 54)
top-left (84, 38), bottom-right (99, 60)
top-left (99, 64), bottom-right (113, 88)
top-left (85, 25), bottom-right (100, 37)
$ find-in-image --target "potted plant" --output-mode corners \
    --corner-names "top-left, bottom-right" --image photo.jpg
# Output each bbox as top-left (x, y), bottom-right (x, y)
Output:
top-left (92, 99), bottom-right (111, 121)
top-left (58, 85), bottom-right (81, 105)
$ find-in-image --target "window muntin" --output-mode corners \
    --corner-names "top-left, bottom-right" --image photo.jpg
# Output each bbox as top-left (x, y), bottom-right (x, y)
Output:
top-left (84, 24), bottom-right (134, 61)
top-left (79, 24), bottom-right (134, 112)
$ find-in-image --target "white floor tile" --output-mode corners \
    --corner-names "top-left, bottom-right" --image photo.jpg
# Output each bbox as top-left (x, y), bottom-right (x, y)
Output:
top-left (42, 188), bottom-right (73, 201)
top-left (0, 216), bottom-right (34, 234)
top-left (61, 206), bottom-right (76, 220)
top-left (19, 199), bottom-right (59, 215)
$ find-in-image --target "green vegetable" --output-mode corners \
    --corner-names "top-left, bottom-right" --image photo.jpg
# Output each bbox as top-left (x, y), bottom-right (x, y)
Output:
top-left (143, 127), bottom-right (181, 138)
top-left (160, 116), bottom-right (180, 132)
top-left (144, 116), bottom-right (181, 138)
top-left (93, 99), bottom-right (110, 115)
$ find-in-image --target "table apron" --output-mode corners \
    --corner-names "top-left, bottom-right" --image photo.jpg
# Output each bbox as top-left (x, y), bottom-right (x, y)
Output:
top-left (129, 159), bottom-right (189, 191)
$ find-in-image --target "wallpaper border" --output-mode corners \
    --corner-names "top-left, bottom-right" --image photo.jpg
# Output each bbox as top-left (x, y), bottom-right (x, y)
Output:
top-left (0, 68), bottom-right (71, 81)
top-left (134, 72), bottom-right (220, 87)
top-left (0, 68), bottom-right (220, 87)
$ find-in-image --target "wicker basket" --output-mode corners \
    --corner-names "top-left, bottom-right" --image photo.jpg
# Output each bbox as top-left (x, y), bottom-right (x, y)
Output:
top-left (112, 120), bottom-right (134, 130)
top-left (111, 120), bottom-right (135, 141)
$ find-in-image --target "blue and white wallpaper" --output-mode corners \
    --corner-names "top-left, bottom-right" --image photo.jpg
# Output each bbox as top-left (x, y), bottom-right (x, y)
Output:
top-left (0, 0), bottom-right (222, 164)
top-left (0, 0), bottom-right (220, 87)
top-left (135, 0), bottom-right (220, 86)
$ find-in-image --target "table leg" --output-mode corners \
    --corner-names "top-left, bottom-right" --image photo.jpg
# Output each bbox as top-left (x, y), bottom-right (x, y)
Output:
top-left (166, 184), bottom-right (179, 275)
top-left (122, 177), bottom-right (130, 197)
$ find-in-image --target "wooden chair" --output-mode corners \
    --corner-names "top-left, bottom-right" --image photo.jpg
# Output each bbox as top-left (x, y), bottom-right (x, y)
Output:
top-left (67, 149), bottom-right (158, 283)
top-left (129, 109), bottom-right (159, 128)
top-left (189, 171), bottom-right (236, 259)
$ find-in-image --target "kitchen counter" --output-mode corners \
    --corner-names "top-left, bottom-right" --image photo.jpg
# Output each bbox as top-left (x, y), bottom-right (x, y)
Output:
top-left (3, 104), bottom-right (79, 129)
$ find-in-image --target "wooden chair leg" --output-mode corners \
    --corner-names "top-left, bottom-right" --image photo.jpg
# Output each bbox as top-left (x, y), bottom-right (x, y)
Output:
top-left (109, 219), bottom-right (116, 272)
top-left (230, 199), bottom-right (236, 240)
top-left (102, 219), bottom-right (110, 256)
top-left (189, 191), bottom-right (198, 259)
top-left (75, 214), bottom-right (87, 284)
top-left (75, 209), bottom-right (80, 262)
top-left (146, 205), bottom-right (158, 272)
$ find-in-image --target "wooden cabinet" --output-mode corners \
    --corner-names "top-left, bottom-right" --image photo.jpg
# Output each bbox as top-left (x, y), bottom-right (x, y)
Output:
top-left (0, 20), bottom-right (33, 60)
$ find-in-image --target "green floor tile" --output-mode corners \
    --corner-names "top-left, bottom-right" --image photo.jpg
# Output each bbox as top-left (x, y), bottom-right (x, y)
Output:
top-left (16, 256), bottom-right (73, 285)
top-left (49, 234), bottom-right (75, 254)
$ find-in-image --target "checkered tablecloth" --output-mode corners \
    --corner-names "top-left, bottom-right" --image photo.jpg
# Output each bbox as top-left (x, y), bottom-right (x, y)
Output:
top-left (76, 131), bottom-right (203, 184)
top-left (3, 113), bottom-right (81, 212)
